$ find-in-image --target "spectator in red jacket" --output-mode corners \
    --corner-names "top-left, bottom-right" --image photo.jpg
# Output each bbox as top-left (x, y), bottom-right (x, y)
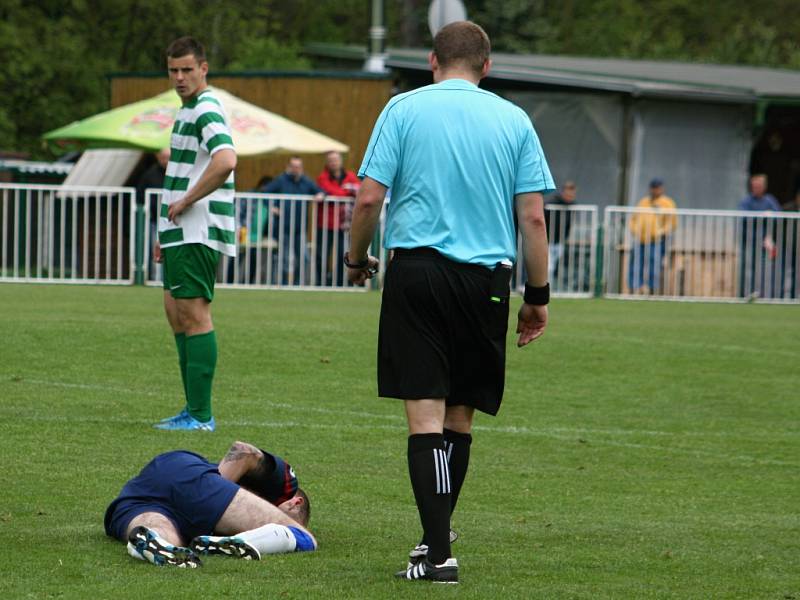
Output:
top-left (316, 151), bottom-right (360, 286)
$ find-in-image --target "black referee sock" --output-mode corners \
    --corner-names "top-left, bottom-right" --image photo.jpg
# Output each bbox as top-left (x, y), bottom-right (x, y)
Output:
top-left (420, 428), bottom-right (473, 548)
top-left (407, 433), bottom-right (451, 565)
top-left (443, 428), bottom-right (472, 515)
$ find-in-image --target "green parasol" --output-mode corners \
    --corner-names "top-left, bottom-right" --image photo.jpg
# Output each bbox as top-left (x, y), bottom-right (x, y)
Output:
top-left (43, 88), bottom-right (348, 156)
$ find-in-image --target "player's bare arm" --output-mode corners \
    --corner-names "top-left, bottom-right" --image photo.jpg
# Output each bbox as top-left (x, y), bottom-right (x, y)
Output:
top-left (168, 148), bottom-right (237, 223)
top-left (218, 440), bottom-right (263, 482)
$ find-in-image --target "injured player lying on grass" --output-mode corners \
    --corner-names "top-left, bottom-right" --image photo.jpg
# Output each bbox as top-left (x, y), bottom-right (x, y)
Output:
top-left (104, 440), bottom-right (316, 567)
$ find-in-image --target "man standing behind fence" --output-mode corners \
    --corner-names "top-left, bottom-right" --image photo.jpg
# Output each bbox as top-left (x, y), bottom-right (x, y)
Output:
top-left (316, 151), bottom-right (360, 286)
top-left (628, 178), bottom-right (677, 295)
top-left (345, 21), bottom-right (554, 583)
top-left (154, 36), bottom-right (237, 431)
top-left (136, 148), bottom-right (170, 279)
top-left (738, 174), bottom-right (782, 298)
top-left (263, 157), bottom-right (324, 285)
top-left (545, 180), bottom-right (577, 288)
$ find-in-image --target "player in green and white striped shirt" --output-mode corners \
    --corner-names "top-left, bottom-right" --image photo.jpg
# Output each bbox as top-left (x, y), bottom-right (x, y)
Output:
top-left (153, 36), bottom-right (237, 432)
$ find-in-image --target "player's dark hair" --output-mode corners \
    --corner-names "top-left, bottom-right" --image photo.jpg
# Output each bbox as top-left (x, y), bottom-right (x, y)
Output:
top-left (166, 36), bottom-right (206, 63)
top-left (432, 21), bottom-right (490, 76)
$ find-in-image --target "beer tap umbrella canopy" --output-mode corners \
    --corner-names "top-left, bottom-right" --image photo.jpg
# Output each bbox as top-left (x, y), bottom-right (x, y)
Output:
top-left (43, 87), bottom-right (348, 156)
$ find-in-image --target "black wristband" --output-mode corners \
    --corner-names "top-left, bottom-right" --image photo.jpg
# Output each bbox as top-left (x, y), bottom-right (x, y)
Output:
top-left (343, 252), bottom-right (369, 269)
top-left (523, 282), bottom-right (550, 305)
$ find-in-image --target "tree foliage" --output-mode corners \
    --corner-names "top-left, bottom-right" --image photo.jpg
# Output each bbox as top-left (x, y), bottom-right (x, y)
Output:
top-left (0, 0), bottom-right (361, 158)
top-left (461, 0), bottom-right (800, 67)
top-left (1, 0), bottom-right (799, 159)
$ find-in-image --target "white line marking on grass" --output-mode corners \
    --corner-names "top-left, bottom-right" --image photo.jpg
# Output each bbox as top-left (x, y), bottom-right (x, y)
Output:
top-left (7, 378), bottom-right (797, 467)
top-left (510, 424), bottom-right (799, 440)
top-left (562, 332), bottom-right (799, 359)
top-left (476, 424), bottom-right (798, 466)
top-left (19, 378), bottom-right (162, 397)
top-left (7, 411), bottom-right (796, 468)
top-left (236, 398), bottom-right (404, 422)
top-left (10, 377), bottom-right (405, 422)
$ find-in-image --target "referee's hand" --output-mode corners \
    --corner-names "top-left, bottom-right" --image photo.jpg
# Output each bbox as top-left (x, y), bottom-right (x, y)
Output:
top-left (346, 256), bottom-right (380, 286)
top-left (516, 303), bottom-right (547, 347)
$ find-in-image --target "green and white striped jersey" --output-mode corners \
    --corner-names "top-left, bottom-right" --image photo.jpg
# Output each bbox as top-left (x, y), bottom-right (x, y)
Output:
top-left (159, 88), bottom-right (236, 256)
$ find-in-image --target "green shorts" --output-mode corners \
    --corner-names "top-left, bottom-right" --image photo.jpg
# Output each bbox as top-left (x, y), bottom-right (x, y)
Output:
top-left (162, 243), bottom-right (221, 302)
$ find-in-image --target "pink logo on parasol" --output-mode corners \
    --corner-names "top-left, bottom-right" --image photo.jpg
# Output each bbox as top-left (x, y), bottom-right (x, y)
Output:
top-left (230, 112), bottom-right (270, 135)
top-left (125, 108), bottom-right (177, 133)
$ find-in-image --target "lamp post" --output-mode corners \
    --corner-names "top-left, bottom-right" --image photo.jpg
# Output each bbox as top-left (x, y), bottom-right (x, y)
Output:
top-left (364, 0), bottom-right (388, 73)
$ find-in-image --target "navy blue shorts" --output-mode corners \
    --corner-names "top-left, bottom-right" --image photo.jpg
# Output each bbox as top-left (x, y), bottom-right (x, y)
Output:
top-left (104, 450), bottom-right (240, 542)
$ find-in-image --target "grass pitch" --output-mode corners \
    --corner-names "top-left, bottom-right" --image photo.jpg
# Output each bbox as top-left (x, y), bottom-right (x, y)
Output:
top-left (0, 284), bottom-right (797, 599)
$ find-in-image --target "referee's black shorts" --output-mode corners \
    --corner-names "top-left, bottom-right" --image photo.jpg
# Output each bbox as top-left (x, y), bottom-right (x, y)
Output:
top-left (378, 247), bottom-right (509, 416)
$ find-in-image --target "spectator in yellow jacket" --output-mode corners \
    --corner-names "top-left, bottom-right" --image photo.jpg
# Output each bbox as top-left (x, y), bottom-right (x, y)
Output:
top-left (628, 178), bottom-right (678, 294)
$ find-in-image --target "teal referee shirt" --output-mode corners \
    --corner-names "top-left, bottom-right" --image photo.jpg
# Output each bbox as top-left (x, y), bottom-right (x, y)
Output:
top-left (358, 78), bottom-right (555, 267)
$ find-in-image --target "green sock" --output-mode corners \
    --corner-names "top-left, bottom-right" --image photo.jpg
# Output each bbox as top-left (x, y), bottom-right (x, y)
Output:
top-left (185, 330), bottom-right (217, 423)
top-left (174, 333), bottom-right (188, 407)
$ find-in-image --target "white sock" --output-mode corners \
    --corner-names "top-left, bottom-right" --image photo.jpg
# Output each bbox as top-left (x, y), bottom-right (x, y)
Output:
top-left (235, 524), bottom-right (297, 555)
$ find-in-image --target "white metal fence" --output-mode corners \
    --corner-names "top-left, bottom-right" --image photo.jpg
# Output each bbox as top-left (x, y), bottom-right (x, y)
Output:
top-left (5, 183), bottom-right (799, 304)
top-left (604, 207), bottom-right (800, 302)
top-left (0, 183), bottom-right (135, 284)
top-left (513, 204), bottom-right (598, 298)
top-left (144, 191), bottom-right (363, 289)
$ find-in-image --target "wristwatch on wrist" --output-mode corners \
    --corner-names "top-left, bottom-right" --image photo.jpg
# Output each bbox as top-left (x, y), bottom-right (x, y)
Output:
top-left (343, 252), bottom-right (369, 269)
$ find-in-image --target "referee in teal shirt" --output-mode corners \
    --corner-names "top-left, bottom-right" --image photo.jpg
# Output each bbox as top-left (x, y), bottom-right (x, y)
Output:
top-left (346, 21), bottom-right (555, 584)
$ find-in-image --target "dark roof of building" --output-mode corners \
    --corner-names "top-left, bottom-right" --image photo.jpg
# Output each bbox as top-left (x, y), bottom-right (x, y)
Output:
top-left (306, 43), bottom-right (800, 104)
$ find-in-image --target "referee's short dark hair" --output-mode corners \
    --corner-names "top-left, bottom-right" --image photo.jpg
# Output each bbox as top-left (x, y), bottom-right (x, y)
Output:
top-left (166, 36), bottom-right (206, 63)
top-left (433, 21), bottom-right (491, 75)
